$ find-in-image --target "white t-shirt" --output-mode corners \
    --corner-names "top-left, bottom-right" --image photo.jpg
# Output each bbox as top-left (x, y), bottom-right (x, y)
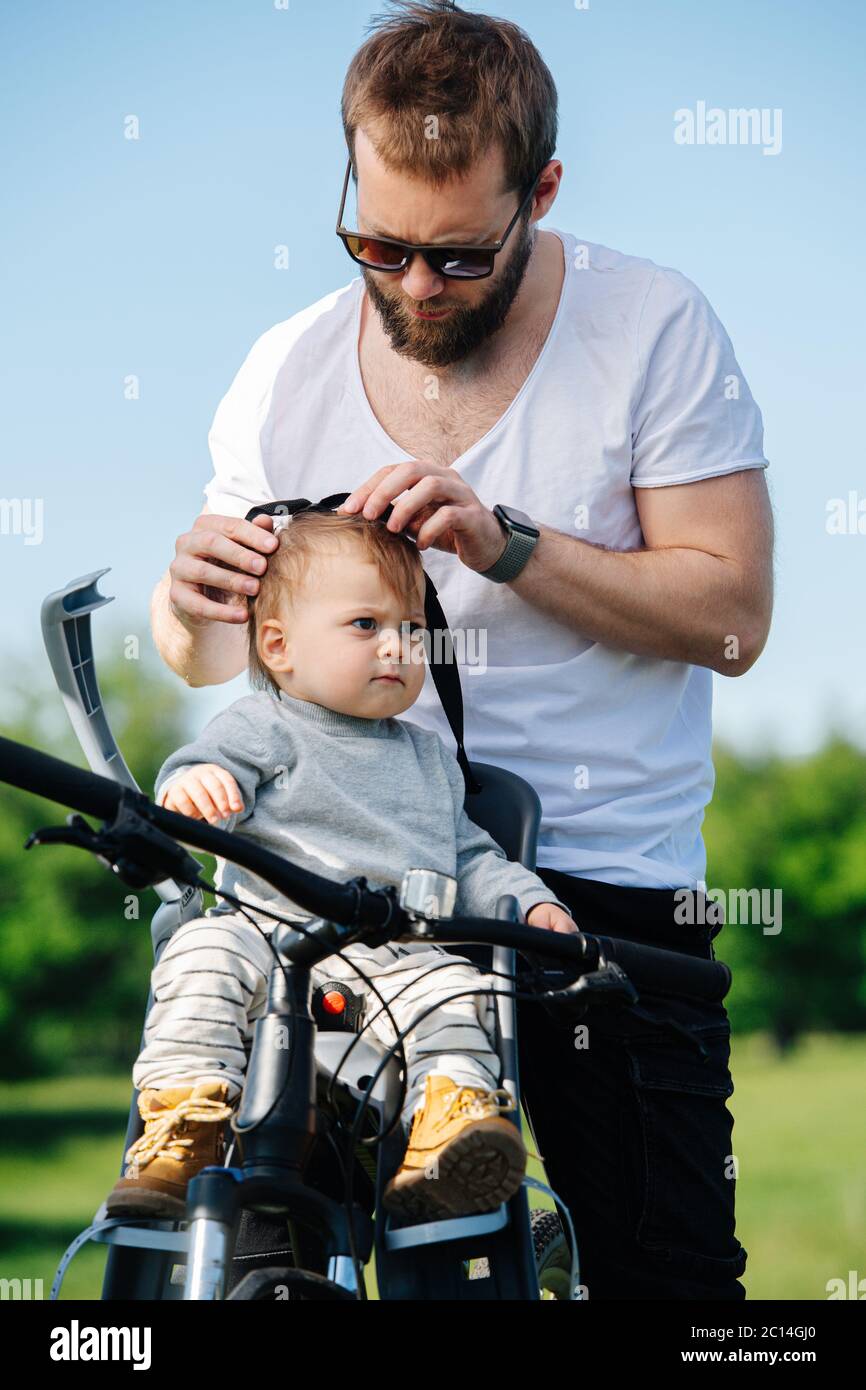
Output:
top-left (204, 228), bottom-right (769, 889)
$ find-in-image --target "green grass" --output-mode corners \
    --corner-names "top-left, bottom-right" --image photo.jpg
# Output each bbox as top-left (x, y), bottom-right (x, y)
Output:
top-left (0, 1036), bottom-right (863, 1300)
top-left (0, 1075), bottom-right (132, 1299)
top-left (728, 1032), bottom-right (866, 1300)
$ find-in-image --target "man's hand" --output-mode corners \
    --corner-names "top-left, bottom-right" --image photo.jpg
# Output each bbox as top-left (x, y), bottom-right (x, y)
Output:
top-left (158, 765), bottom-right (245, 825)
top-left (526, 901), bottom-right (579, 935)
top-left (169, 510), bottom-right (280, 629)
top-left (339, 462), bottom-right (507, 573)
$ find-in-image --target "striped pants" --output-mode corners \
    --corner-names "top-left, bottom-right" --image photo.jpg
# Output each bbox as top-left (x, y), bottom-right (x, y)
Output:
top-left (133, 912), bottom-right (502, 1130)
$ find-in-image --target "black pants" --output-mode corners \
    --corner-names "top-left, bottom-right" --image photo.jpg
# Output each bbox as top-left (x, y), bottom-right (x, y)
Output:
top-left (517, 870), bottom-right (748, 1301)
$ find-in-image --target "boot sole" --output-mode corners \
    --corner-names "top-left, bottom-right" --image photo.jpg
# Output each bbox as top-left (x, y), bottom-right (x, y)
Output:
top-left (383, 1119), bottom-right (526, 1223)
top-left (106, 1187), bottom-right (189, 1222)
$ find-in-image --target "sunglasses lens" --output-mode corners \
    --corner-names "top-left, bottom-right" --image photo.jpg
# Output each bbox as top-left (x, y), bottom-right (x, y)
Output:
top-left (429, 249), bottom-right (494, 279)
top-left (344, 234), bottom-right (407, 270)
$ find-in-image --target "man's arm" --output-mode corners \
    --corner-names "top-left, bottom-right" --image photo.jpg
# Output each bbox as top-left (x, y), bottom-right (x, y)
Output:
top-left (151, 503), bottom-right (279, 687)
top-left (509, 467), bottom-right (774, 677)
top-left (151, 569), bottom-right (247, 688)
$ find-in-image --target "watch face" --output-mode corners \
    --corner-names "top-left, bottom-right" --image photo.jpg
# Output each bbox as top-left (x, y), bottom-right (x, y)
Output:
top-left (497, 504), bottom-right (539, 537)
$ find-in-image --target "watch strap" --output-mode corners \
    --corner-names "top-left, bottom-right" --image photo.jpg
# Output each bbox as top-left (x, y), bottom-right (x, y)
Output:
top-left (480, 509), bottom-right (539, 583)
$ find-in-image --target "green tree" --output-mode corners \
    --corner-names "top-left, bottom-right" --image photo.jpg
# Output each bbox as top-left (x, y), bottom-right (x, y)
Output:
top-left (705, 736), bottom-right (866, 1047)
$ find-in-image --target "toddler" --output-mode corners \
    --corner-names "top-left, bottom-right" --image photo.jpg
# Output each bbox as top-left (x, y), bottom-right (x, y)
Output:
top-left (106, 509), bottom-right (574, 1225)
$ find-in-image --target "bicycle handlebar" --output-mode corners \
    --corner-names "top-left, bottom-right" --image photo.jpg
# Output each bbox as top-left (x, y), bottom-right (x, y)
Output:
top-left (2, 733), bottom-right (126, 822)
top-left (423, 919), bottom-right (730, 1002)
top-left (0, 734), bottom-right (731, 1001)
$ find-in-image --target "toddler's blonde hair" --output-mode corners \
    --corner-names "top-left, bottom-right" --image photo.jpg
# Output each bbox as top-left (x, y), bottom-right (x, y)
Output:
top-left (240, 511), bottom-right (426, 696)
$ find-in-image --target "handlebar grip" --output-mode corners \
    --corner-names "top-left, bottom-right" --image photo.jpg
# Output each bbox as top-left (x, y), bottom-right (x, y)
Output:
top-left (0, 736), bottom-right (124, 820)
top-left (594, 934), bottom-right (731, 1003)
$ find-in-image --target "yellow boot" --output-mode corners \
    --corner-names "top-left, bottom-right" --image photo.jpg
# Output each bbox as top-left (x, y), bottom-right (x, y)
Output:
top-left (382, 1073), bottom-right (527, 1222)
top-left (105, 1080), bottom-right (235, 1221)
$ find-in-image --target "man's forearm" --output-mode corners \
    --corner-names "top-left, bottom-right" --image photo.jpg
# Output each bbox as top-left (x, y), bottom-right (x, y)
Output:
top-left (509, 527), bottom-right (770, 676)
top-left (151, 572), bottom-right (248, 687)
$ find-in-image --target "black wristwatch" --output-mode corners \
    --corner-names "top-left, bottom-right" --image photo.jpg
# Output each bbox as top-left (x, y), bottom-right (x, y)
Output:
top-left (478, 504), bottom-right (540, 583)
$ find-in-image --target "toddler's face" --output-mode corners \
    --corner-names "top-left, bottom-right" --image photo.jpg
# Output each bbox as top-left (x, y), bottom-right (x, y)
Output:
top-left (259, 544), bottom-right (428, 719)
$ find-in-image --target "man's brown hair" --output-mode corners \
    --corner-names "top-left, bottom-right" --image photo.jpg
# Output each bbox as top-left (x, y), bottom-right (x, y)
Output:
top-left (245, 512), bottom-right (426, 697)
top-left (341, 0), bottom-right (558, 194)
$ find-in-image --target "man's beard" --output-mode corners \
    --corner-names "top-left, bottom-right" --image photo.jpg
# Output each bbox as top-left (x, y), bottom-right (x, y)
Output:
top-left (362, 215), bottom-right (535, 369)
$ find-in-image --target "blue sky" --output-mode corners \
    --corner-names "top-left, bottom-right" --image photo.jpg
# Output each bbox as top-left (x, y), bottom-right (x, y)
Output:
top-left (2, 0), bottom-right (864, 755)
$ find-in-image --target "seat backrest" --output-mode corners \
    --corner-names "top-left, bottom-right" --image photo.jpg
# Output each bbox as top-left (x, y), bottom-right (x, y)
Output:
top-left (463, 760), bottom-right (541, 871)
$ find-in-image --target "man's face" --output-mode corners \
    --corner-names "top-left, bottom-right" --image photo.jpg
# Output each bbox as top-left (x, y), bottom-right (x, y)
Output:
top-left (353, 126), bottom-right (537, 369)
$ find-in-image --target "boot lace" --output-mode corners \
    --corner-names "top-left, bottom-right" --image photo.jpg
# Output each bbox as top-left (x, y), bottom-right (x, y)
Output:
top-left (124, 1095), bottom-right (234, 1171)
top-left (435, 1085), bottom-right (517, 1130)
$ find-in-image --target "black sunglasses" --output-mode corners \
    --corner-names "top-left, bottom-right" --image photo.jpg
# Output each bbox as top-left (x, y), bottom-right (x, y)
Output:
top-left (335, 156), bottom-right (546, 281)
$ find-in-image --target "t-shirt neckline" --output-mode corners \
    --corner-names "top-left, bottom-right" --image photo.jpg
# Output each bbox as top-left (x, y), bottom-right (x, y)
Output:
top-left (348, 227), bottom-right (574, 472)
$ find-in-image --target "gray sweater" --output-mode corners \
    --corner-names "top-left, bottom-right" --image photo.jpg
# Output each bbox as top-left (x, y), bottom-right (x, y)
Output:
top-left (154, 689), bottom-right (570, 929)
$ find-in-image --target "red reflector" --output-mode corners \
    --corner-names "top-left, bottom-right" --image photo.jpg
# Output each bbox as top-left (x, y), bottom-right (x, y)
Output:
top-left (322, 990), bottom-right (347, 1015)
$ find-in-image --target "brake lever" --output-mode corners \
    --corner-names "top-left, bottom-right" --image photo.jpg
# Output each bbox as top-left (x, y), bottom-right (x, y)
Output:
top-left (531, 951), bottom-right (711, 1058)
top-left (25, 815), bottom-right (101, 855)
top-left (25, 798), bottom-right (204, 892)
top-left (536, 957), bottom-right (640, 1022)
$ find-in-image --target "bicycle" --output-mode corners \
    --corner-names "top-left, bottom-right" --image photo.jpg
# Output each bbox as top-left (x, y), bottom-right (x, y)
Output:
top-left (0, 570), bottom-right (732, 1301)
